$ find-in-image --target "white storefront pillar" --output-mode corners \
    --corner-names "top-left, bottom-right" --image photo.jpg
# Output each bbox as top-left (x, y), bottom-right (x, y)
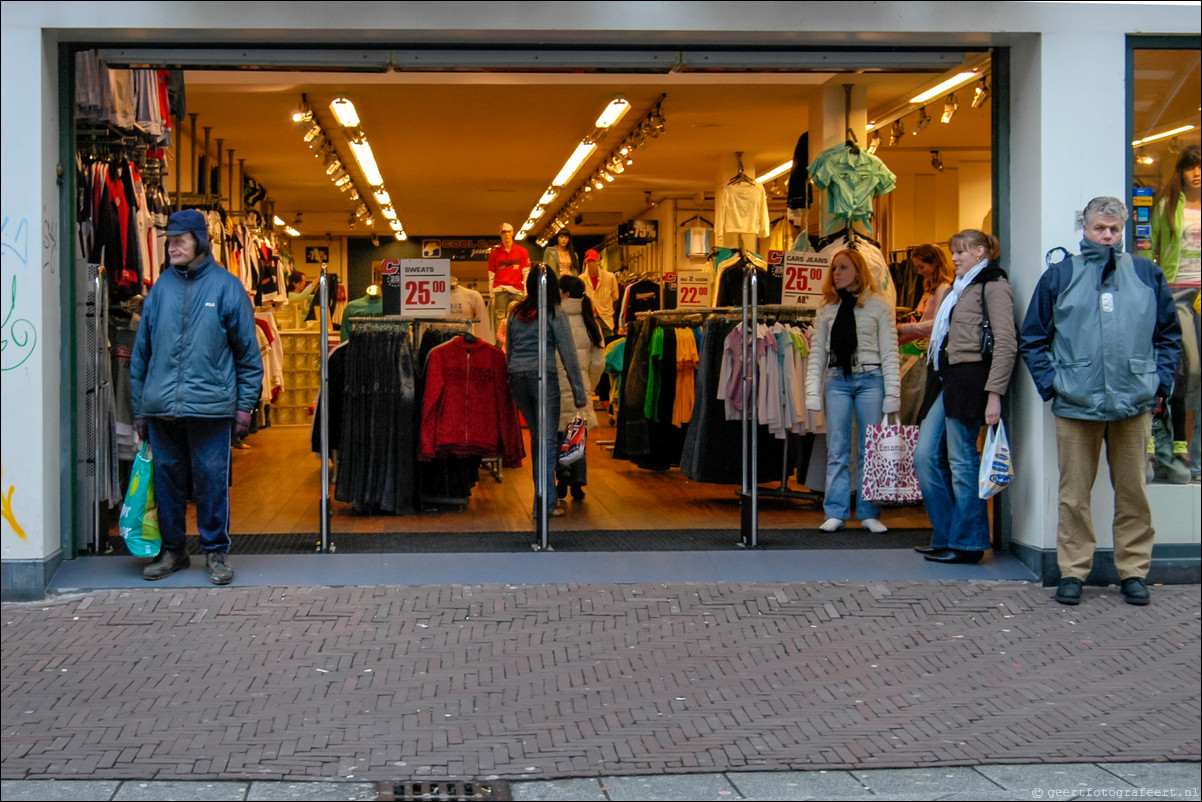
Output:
top-left (1, 17), bottom-right (63, 599)
top-left (1006, 30), bottom-right (1198, 583)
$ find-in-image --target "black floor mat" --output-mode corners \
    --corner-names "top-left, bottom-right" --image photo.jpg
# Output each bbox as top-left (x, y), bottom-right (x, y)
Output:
top-left (104, 528), bottom-right (935, 555)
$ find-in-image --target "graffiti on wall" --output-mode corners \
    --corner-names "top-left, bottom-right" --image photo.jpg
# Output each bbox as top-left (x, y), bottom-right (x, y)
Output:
top-left (2, 215), bottom-right (39, 371)
top-left (0, 464), bottom-right (27, 539)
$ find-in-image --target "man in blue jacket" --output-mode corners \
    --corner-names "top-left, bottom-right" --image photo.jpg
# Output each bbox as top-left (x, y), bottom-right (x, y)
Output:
top-left (1019, 196), bottom-right (1181, 607)
top-left (130, 210), bottom-right (264, 585)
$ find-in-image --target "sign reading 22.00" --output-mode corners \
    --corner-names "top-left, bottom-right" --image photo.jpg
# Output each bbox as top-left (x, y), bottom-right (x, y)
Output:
top-left (399, 259), bottom-right (451, 315)
top-left (768, 250), bottom-right (830, 310)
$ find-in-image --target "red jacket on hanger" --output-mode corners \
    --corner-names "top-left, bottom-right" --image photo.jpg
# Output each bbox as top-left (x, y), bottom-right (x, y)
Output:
top-left (420, 336), bottom-right (524, 467)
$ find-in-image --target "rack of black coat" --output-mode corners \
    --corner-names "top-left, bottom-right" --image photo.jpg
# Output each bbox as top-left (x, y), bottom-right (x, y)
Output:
top-left (319, 316), bottom-right (475, 517)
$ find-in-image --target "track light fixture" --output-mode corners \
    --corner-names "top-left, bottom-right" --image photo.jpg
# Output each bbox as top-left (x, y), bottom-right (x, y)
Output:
top-left (913, 107), bottom-right (931, 135)
top-left (971, 79), bottom-right (991, 109)
top-left (867, 130), bottom-right (882, 154)
top-left (890, 119), bottom-right (905, 146)
top-left (930, 150), bottom-right (944, 172)
top-left (941, 93), bottom-right (958, 123)
top-left (292, 94), bottom-right (313, 124)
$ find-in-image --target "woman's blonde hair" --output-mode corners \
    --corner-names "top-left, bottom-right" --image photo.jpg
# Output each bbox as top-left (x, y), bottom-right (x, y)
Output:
top-left (910, 243), bottom-right (954, 288)
top-left (821, 248), bottom-right (879, 307)
top-left (948, 230), bottom-right (1002, 261)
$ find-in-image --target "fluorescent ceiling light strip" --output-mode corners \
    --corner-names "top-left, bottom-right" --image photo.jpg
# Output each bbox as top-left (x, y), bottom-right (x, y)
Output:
top-left (909, 72), bottom-right (977, 104)
top-left (595, 98), bottom-right (630, 128)
top-left (1132, 124), bottom-right (1196, 146)
top-left (552, 142), bottom-right (597, 187)
top-left (756, 160), bottom-right (793, 184)
top-left (348, 138), bottom-right (384, 186)
top-left (284, 226), bottom-right (301, 237)
top-left (329, 97), bottom-right (360, 128)
top-left (273, 216), bottom-right (287, 227)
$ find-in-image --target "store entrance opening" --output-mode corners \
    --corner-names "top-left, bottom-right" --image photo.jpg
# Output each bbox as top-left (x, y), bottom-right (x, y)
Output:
top-left (76, 47), bottom-right (995, 555)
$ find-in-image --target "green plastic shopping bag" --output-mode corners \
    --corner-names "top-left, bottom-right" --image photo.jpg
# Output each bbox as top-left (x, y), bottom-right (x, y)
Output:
top-left (119, 443), bottom-right (161, 557)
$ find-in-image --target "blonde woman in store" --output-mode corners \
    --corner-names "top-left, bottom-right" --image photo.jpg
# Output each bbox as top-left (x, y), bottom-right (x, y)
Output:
top-left (897, 243), bottom-right (954, 347)
top-left (805, 248), bottom-right (900, 534)
top-left (914, 230), bottom-right (1017, 564)
top-left (555, 275), bottom-right (605, 500)
top-left (543, 229), bottom-right (580, 277)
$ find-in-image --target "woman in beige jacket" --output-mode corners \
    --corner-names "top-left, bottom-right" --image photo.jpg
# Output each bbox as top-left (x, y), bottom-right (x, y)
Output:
top-left (913, 230), bottom-right (1017, 564)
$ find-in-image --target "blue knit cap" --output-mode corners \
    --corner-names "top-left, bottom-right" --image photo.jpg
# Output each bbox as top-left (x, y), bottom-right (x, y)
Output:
top-left (160, 209), bottom-right (210, 252)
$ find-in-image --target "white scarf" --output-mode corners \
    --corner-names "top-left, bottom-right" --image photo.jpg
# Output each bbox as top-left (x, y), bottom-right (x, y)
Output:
top-left (927, 258), bottom-right (989, 366)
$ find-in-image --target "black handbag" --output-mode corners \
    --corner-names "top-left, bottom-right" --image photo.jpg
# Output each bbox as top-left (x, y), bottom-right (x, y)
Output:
top-left (979, 284), bottom-right (994, 356)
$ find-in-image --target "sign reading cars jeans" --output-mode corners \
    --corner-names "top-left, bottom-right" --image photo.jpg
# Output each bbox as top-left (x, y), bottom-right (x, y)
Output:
top-left (768, 250), bottom-right (829, 309)
top-left (382, 259), bottom-right (452, 316)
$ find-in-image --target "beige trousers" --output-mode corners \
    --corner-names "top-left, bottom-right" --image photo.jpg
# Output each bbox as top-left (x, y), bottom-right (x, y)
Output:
top-left (1055, 414), bottom-right (1155, 580)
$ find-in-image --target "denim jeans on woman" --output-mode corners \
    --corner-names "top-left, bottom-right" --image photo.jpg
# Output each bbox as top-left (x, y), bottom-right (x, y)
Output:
top-left (914, 391), bottom-right (991, 551)
top-left (508, 370), bottom-right (561, 516)
top-left (822, 367), bottom-right (884, 521)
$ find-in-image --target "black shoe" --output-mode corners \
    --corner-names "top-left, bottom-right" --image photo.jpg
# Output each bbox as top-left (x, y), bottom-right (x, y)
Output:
top-left (143, 549), bottom-right (190, 580)
top-left (1120, 577), bottom-right (1150, 606)
top-left (570, 484), bottom-right (585, 500)
top-left (556, 477), bottom-right (568, 499)
top-left (924, 548), bottom-right (984, 564)
top-left (1054, 577), bottom-right (1083, 605)
top-left (913, 545), bottom-right (939, 555)
top-left (205, 551), bottom-right (234, 585)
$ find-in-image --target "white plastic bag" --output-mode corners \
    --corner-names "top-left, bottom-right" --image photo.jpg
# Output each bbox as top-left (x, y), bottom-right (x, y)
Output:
top-left (978, 420), bottom-right (1013, 499)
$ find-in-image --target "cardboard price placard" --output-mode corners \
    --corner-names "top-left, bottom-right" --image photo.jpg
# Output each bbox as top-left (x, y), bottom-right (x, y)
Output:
top-left (676, 271), bottom-right (712, 309)
top-left (769, 250), bottom-right (830, 309)
top-left (399, 259), bottom-right (451, 316)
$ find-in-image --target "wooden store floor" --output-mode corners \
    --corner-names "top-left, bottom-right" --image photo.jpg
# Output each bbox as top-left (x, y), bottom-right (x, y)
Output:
top-left (222, 422), bottom-right (933, 537)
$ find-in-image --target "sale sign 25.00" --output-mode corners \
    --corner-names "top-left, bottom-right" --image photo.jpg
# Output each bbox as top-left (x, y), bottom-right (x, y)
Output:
top-left (768, 251), bottom-right (830, 310)
top-left (399, 259), bottom-right (452, 316)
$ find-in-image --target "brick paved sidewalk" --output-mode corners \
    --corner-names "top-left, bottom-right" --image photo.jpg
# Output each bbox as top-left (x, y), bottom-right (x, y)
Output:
top-left (3, 581), bottom-right (1199, 783)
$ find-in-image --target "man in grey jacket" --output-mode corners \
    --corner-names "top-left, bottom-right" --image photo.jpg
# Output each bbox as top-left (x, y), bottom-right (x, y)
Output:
top-left (1019, 197), bottom-right (1181, 606)
top-left (130, 210), bottom-right (263, 585)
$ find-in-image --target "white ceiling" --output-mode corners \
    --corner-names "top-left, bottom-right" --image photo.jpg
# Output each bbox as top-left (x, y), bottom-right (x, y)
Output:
top-left (181, 63), bottom-right (995, 241)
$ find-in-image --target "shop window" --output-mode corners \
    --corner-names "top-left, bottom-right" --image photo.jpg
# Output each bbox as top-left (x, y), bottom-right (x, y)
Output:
top-left (1130, 44), bottom-right (1201, 486)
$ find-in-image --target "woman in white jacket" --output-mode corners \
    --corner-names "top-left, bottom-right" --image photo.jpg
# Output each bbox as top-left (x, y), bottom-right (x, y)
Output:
top-left (805, 248), bottom-right (901, 533)
top-left (556, 275), bottom-right (606, 500)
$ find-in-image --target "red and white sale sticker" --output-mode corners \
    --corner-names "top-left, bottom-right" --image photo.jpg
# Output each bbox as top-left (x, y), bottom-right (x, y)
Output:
top-left (399, 259), bottom-right (451, 315)
top-left (769, 251), bottom-right (829, 309)
top-left (676, 271), bottom-right (712, 309)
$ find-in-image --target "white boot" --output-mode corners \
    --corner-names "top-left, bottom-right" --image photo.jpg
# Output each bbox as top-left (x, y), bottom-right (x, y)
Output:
top-left (819, 518), bottom-right (845, 532)
top-left (861, 518), bottom-right (888, 533)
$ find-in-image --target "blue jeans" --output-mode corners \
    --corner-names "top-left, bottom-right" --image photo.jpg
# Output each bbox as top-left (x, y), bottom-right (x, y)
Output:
top-left (822, 368), bottom-right (884, 521)
top-left (914, 392), bottom-right (991, 551)
top-left (508, 370), bottom-right (561, 515)
top-left (148, 417), bottom-right (233, 554)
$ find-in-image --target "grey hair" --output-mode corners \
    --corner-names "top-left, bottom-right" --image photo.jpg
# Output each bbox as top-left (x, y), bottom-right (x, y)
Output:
top-left (1077, 196), bottom-right (1129, 229)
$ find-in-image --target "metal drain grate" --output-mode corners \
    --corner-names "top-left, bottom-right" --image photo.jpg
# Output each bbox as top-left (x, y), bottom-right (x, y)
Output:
top-left (379, 780), bottom-right (512, 801)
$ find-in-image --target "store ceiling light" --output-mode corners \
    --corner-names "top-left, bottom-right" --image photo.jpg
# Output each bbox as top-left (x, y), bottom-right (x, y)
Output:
top-left (595, 97), bottom-right (631, 128)
top-left (971, 78), bottom-right (990, 109)
top-left (348, 137), bottom-right (384, 186)
top-left (913, 107), bottom-right (931, 135)
top-left (1132, 124), bottom-right (1196, 146)
top-left (890, 119), bottom-right (905, 146)
top-left (910, 71), bottom-right (977, 104)
top-left (284, 226), bottom-right (301, 237)
top-left (867, 130), bottom-right (882, 154)
top-left (292, 95), bottom-right (313, 124)
top-left (273, 215), bottom-right (287, 227)
top-left (756, 160), bottom-right (793, 184)
top-left (552, 142), bottom-right (597, 188)
top-left (329, 97), bottom-right (360, 129)
top-left (930, 150), bottom-right (944, 172)
top-left (941, 93), bottom-right (958, 123)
